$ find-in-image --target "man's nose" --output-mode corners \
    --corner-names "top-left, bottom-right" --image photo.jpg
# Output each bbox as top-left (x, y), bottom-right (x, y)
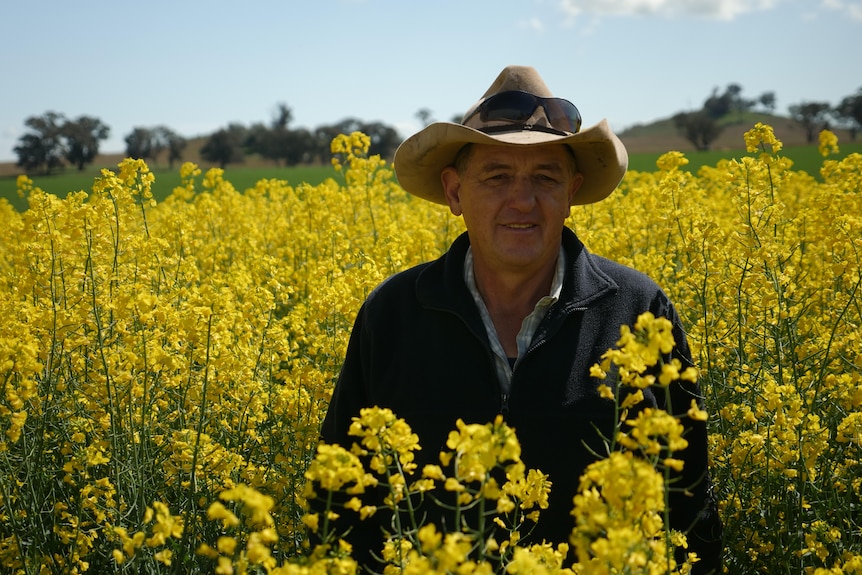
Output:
top-left (507, 175), bottom-right (537, 210)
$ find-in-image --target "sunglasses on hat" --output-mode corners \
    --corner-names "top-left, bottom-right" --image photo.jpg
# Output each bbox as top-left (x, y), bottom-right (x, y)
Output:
top-left (463, 90), bottom-right (582, 135)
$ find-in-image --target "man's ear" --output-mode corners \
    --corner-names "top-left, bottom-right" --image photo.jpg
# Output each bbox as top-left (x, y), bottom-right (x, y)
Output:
top-left (441, 166), bottom-right (463, 216)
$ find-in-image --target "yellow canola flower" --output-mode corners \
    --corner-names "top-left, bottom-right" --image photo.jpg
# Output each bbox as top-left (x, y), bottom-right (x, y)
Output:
top-left (443, 415), bottom-right (521, 483)
top-left (744, 121), bottom-right (783, 154)
top-left (349, 407), bottom-right (421, 475)
top-left (146, 501), bottom-right (184, 547)
top-left (818, 129), bottom-right (840, 157)
top-left (304, 443), bottom-right (377, 493)
top-left (219, 484), bottom-right (275, 528)
top-left (597, 312), bottom-right (679, 389)
top-left (208, 501), bottom-right (241, 529)
top-left (837, 412), bottom-right (862, 445)
top-left (571, 452), bottom-right (686, 571)
top-left (656, 151), bottom-right (689, 171)
top-left (620, 408), bottom-right (689, 456)
top-left (687, 399), bottom-right (708, 422)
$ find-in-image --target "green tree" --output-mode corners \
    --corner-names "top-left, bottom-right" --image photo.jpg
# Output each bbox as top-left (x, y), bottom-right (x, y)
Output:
top-left (789, 101), bottom-right (832, 143)
top-left (153, 126), bottom-right (186, 168)
top-left (672, 111), bottom-right (723, 151)
top-left (361, 121), bottom-right (400, 159)
top-left (758, 91), bottom-right (776, 113)
top-left (834, 88), bottom-right (862, 140)
top-left (200, 124), bottom-right (246, 168)
top-left (166, 130), bottom-right (186, 168)
top-left (244, 104), bottom-right (309, 166)
top-left (62, 116), bottom-right (110, 171)
top-left (13, 111), bottom-right (67, 174)
top-left (317, 118), bottom-right (400, 160)
top-left (124, 127), bottom-right (156, 161)
top-left (272, 102), bottom-right (292, 130)
top-left (415, 108), bottom-right (434, 126)
top-left (125, 126), bottom-right (186, 167)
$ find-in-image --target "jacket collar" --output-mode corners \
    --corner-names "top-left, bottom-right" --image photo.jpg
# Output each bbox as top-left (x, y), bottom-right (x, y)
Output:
top-left (416, 227), bottom-right (617, 318)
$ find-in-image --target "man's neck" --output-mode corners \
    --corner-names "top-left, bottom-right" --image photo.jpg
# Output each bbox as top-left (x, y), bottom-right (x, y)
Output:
top-left (472, 251), bottom-right (558, 317)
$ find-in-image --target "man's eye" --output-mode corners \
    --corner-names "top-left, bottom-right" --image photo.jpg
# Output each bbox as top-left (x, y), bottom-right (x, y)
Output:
top-left (485, 173), bottom-right (510, 182)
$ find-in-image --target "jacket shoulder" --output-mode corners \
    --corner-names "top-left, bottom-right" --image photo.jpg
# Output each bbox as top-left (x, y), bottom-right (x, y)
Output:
top-left (364, 261), bottom-right (433, 309)
top-left (588, 254), bottom-right (663, 292)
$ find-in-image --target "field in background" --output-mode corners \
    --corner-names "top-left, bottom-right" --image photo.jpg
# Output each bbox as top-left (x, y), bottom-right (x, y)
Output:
top-left (2, 143), bottom-right (860, 213)
top-left (0, 164), bottom-right (341, 212)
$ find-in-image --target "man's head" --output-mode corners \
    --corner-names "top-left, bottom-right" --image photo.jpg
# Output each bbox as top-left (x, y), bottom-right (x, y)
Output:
top-left (393, 65), bottom-right (628, 206)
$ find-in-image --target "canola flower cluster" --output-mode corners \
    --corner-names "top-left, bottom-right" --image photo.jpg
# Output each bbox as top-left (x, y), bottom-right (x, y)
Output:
top-left (0, 125), bottom-right (860, 574)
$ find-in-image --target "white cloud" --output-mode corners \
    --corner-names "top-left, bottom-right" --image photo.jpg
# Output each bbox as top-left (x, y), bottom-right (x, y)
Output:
top-left (820, 0), bottom-right (862, 21)
top-left (559, 0), bottom-right (781, 21)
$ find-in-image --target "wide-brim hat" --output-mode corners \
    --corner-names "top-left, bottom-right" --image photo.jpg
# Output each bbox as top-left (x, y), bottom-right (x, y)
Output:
top-left (393, 65), bottom-right (628, 205)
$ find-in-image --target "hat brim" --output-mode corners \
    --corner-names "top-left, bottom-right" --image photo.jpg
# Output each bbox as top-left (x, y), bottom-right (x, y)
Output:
top-left (393, 119), bottom-right (628, 206)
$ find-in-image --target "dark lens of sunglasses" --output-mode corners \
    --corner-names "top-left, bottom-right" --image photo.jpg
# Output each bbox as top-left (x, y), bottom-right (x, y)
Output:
top-left (543, 100), bottom-right (582, 133)
top-left (480, 91), bottom-right (540, 123)
top-left (479, 91), bottom-right (581, 133)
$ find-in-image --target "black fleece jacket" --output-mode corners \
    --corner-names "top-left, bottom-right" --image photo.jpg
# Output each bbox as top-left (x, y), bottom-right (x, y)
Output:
top-left (319, 227), bottom-right (723, 573)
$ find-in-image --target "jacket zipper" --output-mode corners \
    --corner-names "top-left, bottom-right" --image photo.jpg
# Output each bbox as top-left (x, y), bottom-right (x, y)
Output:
top-left (500, 307), bottom-right (588, 415)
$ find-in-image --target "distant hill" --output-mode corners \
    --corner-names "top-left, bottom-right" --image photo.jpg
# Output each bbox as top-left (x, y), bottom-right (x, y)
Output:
top-left (618, 112), bottom-right (851, 154)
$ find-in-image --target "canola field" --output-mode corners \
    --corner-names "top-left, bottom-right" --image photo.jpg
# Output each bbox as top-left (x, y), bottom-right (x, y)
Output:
top-left (0, 126), bottom-right (860, 574)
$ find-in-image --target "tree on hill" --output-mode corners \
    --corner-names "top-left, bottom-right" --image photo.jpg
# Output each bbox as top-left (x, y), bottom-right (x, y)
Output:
top-left (63, 115), bottom-right (110, 171)
top-left (125, 127), bottom-right (156, 161)
top-left (245, 104), bottom-right (313, 166)
top-left (834, 88), bottom-right (862, 140)
top-left (672, 111), bottom-right (723, 151)
top-left (362, 121), bottom-right (400, 159)
top-left (14, 112), bottom-right (68, 174)
top-left (312, 118), bottom-right (401, 162)
top-left (14, 112), bottom-right (110, 173)
top-left (125, 126), bottom-right (187, 167)
top-left (158, 126), bottom-right (187, 168)
top-left (789, 101), bottom-right (832, 143)
top-left (200, 124), bottom-right (247, 168)
top-left (758, 92), bottom-right (776, 114)
top-left (703, 83), bottom-right (759, 121)
top-left (415, 108), bottom-right (434, 126)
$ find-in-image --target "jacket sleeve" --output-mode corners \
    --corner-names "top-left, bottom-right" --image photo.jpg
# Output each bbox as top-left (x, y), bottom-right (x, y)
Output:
top-left (320, 303), bottom-right (370, 446)
top-left (656, 297), bottom-right (724, 574)
top-left (313, 303), bottom-right (392, 570)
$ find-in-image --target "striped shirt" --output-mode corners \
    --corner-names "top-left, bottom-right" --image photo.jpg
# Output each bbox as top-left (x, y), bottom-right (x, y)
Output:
top-left (463, 246), bottom-right (565, 397)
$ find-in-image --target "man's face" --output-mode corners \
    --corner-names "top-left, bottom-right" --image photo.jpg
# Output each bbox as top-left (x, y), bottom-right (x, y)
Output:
top-left (441, 143), bottom-right (583, 276)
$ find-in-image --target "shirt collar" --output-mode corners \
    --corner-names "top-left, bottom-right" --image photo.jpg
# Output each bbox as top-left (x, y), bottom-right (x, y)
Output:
top-left (463, 246), bottom-right (566, 303)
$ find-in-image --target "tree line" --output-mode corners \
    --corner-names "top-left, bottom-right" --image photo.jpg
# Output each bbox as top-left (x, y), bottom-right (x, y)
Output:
top-left (197, 103), bottom-right (401, 170)
top-left (12, 86), bottom-right (862, 175)
top-left (672, 84), bottom-right (862, 151)
top-left (12, 103), bottom-right (402, 175)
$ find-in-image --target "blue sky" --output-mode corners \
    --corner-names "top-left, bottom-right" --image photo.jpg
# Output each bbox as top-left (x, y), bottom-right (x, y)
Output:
top-left (1, 0), bottom-right (860, 162)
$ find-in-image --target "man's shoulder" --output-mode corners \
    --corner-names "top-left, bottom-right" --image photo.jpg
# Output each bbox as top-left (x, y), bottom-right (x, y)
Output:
top-left (365, 260), bottom-right (435, 305)
top-left (583, 251), bottom-right (664, 295)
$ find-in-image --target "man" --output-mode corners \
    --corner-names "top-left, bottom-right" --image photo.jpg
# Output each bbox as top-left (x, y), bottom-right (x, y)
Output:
top-left (319, 65), bottom-right (723, 572)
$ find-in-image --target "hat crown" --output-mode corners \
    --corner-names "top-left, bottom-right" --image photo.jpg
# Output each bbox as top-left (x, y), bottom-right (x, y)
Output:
top-left (480, 65), bottom-right (554, 99)
top-left (461, 65), bottom-right (555, 124)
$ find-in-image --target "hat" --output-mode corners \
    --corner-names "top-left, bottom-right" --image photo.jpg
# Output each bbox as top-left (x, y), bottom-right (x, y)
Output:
top-left (393, 65), bottom-right (628, 205)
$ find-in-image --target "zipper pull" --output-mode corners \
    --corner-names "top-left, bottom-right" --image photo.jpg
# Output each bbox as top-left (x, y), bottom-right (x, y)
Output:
top-left (500, 393), bottom-right (510, 415)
